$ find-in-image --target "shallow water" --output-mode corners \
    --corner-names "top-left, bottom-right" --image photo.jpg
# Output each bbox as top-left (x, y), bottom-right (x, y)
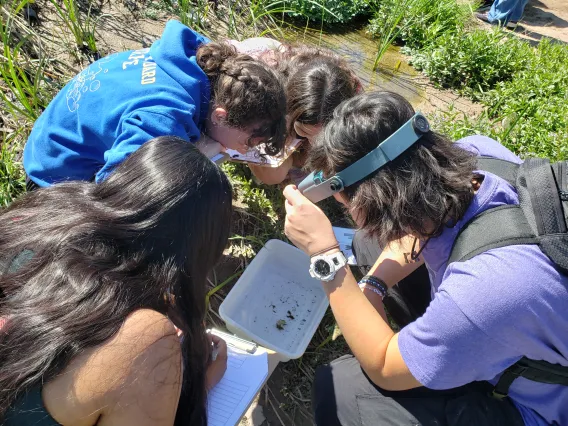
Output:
top-left (284, 26), bottom-right (426, 106)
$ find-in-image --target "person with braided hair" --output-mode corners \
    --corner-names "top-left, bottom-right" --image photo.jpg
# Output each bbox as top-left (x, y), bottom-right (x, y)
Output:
top-left (23, 20), bottom-right (286, 189)
top-left (229, 39), bottom-right (363, 185)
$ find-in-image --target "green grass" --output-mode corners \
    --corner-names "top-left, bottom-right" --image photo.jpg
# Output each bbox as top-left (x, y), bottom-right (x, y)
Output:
top-left (367, 0), bottom-right (568, 162)
top-left (0, 18), bottom-right (52, 122)
top-left (0, 129), bottom-right (26, 207)
top-left (409, 28), bottom-right (531, 98)
top-left (48, 0), bottom-right (104, 55)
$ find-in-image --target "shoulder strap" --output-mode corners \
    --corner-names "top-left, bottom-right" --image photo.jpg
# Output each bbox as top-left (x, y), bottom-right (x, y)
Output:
top-left (448, 205), bottom-right (537, 264)
top-left (523, 157), bottom-right (567, 235)
top-left (493, 357), bottom-right (568, 399)
top-left (476, 156), bottom-right (520, 187)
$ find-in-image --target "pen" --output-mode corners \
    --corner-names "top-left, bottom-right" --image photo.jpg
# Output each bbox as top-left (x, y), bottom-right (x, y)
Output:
top-left (211, 341), bottom-right (219, 362)
top-left (207, 328), bottom-right (258, 354)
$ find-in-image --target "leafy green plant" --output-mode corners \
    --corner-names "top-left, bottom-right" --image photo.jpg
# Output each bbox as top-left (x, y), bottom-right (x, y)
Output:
top-left (221, 162), bottom-right (285, 258)
top-left (161, 0), bottom-right (212, 34)
top-left (285, 0), bottom-right (369, 24)
top-left (368, 0), bottom-right (471, 51)
top-left (482, 39), bottom-right (568, 161)
top-left (410, 28), bottom-right (530, 97)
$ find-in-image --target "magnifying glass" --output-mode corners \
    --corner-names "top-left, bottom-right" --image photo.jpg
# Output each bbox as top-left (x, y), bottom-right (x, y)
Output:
top-left (298, 112), bottom-right (430, 203)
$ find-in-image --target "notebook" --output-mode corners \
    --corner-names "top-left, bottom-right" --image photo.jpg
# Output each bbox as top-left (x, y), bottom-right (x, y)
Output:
top-left (210, 139), bottom-right (302, 167)
top-left (207, 332), bottom-right (269, 426)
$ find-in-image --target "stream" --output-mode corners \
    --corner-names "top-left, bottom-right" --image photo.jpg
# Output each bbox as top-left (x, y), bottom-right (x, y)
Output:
top-left (284, 26), bottom-right (427, 108)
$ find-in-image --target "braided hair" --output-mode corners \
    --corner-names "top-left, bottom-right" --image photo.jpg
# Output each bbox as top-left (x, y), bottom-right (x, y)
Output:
top-left (197, 43), bottom-right (286, 156)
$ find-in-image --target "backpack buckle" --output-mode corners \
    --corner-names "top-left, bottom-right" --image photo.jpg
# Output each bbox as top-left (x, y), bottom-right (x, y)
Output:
top-left (560, 191), bottom-right (568, 201)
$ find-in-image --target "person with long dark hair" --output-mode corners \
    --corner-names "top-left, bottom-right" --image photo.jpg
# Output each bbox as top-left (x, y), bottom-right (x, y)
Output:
top-left (283, 92), bottom-right (567, 425)
top-left (0, 136), bottom-right (232, 425)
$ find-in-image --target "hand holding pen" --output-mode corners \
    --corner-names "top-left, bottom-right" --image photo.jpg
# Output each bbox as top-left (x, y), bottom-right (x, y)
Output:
top-left (206, 333), bottom-right (228, 391)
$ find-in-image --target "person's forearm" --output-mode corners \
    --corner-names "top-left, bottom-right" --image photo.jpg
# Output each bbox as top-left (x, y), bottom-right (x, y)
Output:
top-left (368, 236), bottom-right (425, 287)
top-left (249, 156), bottom-right (293, 185)
top-left (323, 263), bottom-right (417, 390)
top-left (326, 265), bottom-right (393, 372)
top-left (361, 236), bottom-right (425, 319)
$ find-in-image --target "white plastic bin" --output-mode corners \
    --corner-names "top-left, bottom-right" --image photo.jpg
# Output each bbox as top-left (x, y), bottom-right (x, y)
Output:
top-left (219, 239), bottom-right (329, 361)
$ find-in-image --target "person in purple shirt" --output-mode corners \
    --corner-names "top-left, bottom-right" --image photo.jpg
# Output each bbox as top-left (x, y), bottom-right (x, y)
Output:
top-left (283, 91), bottom-right (567, 425)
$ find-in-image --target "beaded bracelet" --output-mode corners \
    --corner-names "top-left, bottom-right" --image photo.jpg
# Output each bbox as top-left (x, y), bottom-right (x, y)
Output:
top-left (359, 283), bottom-right (386, 298)
top-left (359, 275), bottom-right (388, 298)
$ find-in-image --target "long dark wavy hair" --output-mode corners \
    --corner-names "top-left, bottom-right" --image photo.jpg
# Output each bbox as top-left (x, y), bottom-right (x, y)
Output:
top-left (307, 91), bottom-right (477, 247)
top-left (0, 136), bottom-right (232, 425)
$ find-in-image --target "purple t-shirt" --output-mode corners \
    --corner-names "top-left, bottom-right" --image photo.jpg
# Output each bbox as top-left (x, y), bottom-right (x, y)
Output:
top-left (398, 135), bottom-right (568, 425)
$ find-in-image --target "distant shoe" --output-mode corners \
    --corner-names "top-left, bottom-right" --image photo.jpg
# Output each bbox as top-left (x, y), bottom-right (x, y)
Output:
top-left (475, 11), bottom-right (519, 29)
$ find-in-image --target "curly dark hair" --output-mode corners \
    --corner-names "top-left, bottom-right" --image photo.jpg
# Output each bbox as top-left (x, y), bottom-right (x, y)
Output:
top-left (0, 136), bottom-right (232, 425)
top-left (307, 91), bottom-right (477, 247)
top-left (197, 42), bottom-right (287, 155)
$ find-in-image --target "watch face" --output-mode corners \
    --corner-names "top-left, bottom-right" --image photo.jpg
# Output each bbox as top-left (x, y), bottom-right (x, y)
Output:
top-left (314, 259), bottom-right (331, 277)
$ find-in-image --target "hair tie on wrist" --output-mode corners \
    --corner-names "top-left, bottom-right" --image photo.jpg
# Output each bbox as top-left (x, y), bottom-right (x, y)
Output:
top-left (310, 243), bottom-right (340, 257)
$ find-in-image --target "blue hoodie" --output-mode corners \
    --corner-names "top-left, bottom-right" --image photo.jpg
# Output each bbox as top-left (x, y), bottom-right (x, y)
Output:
top-left (23, 20), bottom-right (211, 186)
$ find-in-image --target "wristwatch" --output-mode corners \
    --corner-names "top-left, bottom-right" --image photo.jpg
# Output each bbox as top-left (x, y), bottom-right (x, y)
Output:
top-left (309, 251), bottom-right (348, 282)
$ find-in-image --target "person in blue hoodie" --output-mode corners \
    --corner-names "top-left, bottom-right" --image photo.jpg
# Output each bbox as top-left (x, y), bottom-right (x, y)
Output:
top-left (23, 20), bottom-right (287, 188)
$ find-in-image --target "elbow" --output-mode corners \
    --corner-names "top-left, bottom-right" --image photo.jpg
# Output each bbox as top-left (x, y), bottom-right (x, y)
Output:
top-left (360, 340), bottom-right (416, 391)
top-left (366, 370), bottom-right (402, 391)
top-left (362, 359), bottom-right (394, 390)
top-left (248, 167), bottom-right (287, 185)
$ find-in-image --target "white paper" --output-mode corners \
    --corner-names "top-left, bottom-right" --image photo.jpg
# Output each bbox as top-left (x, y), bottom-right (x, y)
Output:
top-left (332, 226), bottom-right (357, 265)
top-left (207, 345), bottom-right (268, 426)
top-left (224, 139), bottom-right (302, 167)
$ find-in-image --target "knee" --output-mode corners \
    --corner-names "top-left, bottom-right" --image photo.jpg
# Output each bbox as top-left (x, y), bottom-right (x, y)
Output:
top-left (313, 364), bottom-right (337, 425)
top-left (312, 356), bottom-right (362, 426)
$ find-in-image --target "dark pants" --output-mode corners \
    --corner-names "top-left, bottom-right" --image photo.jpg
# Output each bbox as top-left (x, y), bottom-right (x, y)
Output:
top-left (312, 231), bottom-right (524, 426)
top-left (313, 356), bottom-right (524, 426)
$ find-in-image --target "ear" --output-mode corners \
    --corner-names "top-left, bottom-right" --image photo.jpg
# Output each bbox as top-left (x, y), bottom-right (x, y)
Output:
top-left (333, 191), bottom-right (349, 207)
top-left (211, 107), bottom-right (228, 125)
top-left (294, 122), bottom-right (322, 139)
top-left (293, 121), bottom-right (304, 137)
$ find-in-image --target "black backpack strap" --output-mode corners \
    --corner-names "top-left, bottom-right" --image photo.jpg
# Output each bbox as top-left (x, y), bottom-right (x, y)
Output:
top-left (476, 156), bottom-right (520, 188)
top-left (449, 205), bottom-right (538, 264)
top-left (523, 158), bottom-right (567, 235)
top-left (493, 357), bottom-right (568, 399)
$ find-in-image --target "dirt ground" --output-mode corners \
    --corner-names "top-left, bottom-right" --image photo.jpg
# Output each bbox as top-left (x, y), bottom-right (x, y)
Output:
top-left (518, 0), bottom-right (568, 43)
top-left (477, 0), bottom-right (568, 44)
